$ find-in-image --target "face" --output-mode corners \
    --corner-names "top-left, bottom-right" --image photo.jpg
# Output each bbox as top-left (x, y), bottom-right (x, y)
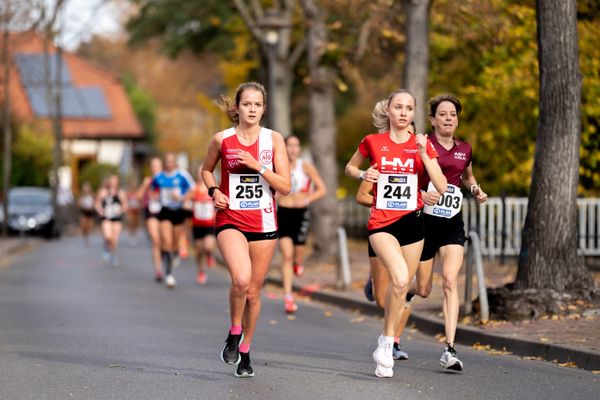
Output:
top-left (236, 89), bottom-right (265, 126)
top-left (286, 136), bottom-right (301, 161)
top-left (108, 175), bottom-right (119, 189)
top-left (431, 101), bottom-right (459, 136)
top-left (387, 93), bottom-right (415, 130)
top-left (164, 154), bottom-right (177, 171)
top-left (150, 158), bottom-right (162, 175)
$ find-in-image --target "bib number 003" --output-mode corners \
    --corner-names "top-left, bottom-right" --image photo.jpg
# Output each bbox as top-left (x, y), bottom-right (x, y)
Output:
top-left (423, 182), bottom-right (463, 218)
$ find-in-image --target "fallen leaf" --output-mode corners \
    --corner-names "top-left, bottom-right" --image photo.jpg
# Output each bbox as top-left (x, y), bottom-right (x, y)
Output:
top-left (435, 333), bottom-right (446, 343)
top-left (350, 316), bottom-right (365, 323)
top-left (539, 337), bottom-right (550, 342)
top-left (286, 315), bottom-right (296, 321)
top-left (551, 315), bottom-right (559, 321)
top-left (591, 370), bottom-right (600, 375)
top-left (558, 361), bottom-right (577, 368)
top-left (269, 320), bottom-right (278, 325)
top-left (323, 311), bottom-right (333, 317)
top-left (523, 356), bottom-right (544, 361)
top-left (472, 342), bottom-right (492, 351)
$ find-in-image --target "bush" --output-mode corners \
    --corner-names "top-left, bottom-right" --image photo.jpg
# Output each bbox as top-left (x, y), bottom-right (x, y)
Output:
top-left (79, 161), bottom-right (118, 191)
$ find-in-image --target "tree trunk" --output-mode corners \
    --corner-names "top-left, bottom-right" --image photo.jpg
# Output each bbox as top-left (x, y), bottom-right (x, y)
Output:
top-left (268, 51), bottom-right (293, 136)
top-left (1, 14), bottom-right (13, 237)
top-left (50, 44), bottom-right (64, 233)
top-left (301, 0), bottom-right (339, 261)
top-left (401, 0), bottom-right (431, 134)
top-left (515, 0), bottom-right (592, 291)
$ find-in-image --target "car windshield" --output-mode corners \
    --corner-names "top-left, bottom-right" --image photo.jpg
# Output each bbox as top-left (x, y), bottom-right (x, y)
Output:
top-left (9, 192), bottom-right (51, 206)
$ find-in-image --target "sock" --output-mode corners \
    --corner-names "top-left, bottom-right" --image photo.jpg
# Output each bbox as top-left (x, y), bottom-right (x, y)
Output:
top-left (394, 337), bottom-right (400, 344)
top-left (230, 325), bottom-right (242, 335)
top-left (284, 293), bottom-right (294, 301)
top-left (161, 251), bottom-right (172, 275)
top-left (239, 343), bottom-right (251, 353)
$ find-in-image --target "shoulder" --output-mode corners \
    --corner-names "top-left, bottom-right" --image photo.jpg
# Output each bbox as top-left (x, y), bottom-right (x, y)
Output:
top-left (269, 130), bottom-right (286, 146)
top-left (454, 138), bottom-right (472, 153)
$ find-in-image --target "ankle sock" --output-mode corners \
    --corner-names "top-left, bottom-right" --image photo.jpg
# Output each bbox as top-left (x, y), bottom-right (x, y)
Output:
top-left (239, 343), bottom-right (250, 353)
top-left (230, 325), bottom-right (242, 335)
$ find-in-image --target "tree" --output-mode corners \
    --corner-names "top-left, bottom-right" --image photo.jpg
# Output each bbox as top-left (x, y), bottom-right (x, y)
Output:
top-left (401, 0), bottom-right (432, 133)
top-left (300, 0), bottom-right (338, 260)
top-left (515, 0), bottom-right (593, 292)
top-left (232, 0), bottom-right (304, 136)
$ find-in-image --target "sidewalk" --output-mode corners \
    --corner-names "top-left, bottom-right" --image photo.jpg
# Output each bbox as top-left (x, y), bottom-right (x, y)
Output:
top-left (266, 238), bottom-right (600, 371)
top-left (0, 237), bottom-right (40, 266)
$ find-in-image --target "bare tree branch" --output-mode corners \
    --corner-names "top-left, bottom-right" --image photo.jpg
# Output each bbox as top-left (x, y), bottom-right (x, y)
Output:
top-left (233, 0), bottom-right (263, 42)
top-left (355, 15), bottom-right (374, 62)
top-left (287, 37), bottom-right (305, 68)
top-left (249, 0), bottom-right (264, 20)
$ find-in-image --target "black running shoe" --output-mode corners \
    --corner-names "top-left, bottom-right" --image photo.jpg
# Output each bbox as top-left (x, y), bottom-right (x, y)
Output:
top-left (364, 278), bottom-right (374, 302)
top-left (235, 352), bottom-right (254, 378)
top-left (220, 332), bottom-right (242, 365)
top-left (406, 291), bottom-right (415, 304)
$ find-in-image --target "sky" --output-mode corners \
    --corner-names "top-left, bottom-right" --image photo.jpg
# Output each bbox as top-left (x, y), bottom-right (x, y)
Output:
top-left (56, 0), bottom-right (125, 51)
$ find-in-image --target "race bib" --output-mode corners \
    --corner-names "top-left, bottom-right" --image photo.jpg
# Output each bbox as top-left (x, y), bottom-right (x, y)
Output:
top-left (80, 196), bottom-right (93, 209)
top-left (105, 202), bottom-right (122, 219)
top-left (228, 174), bottom-right (271, 210)
top-left (148, 199), bottom-right (162, 214)
top-left (160, 188), bottom-right (181, 206)
top-left (194, 201), bottom-right (214, 220)
top-left (423, 182), bottom-right (463, 218)
top-left (376, 173), bottom-right (417, 211)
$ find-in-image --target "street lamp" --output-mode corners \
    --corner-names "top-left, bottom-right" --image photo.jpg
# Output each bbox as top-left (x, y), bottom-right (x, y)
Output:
top-left (257, 8), bottom-right (289, 128)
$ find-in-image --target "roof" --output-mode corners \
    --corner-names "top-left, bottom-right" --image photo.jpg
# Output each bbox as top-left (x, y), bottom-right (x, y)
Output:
top-left (1, 31), bottom-right (143, 140)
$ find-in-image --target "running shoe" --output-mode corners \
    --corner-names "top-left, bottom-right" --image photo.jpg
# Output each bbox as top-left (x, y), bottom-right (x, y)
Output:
top-left (234, 352), bottom-right (254, 378)
top-left (284, 296), bottom-right (298, 314)
top-left (110, 254), bottom-right (119, 267)
top-left (196, 271), bottom-right (207, 285)
top-left (405, 291), bottom-right (415, 308)
top-left (440, 343), bottom-right (463, 371)
top-left (364, 277), bottom-right (374, 302)
top-left (373, 335), bottom-right (394, 370)
top-left (101, 249), bottom-right (111, 262)
top-left (293, 264), bottom-right (304, 277)
top-left (393, 343), bottom-right (409, 360)
top-left (165, 274), bottom-right (177, 289)
top-left (207, 254), bottom-right (215, 268)
top-left (220, 332), bottom-right (242, 365)
top-left (154, 271), bottom-right (163, 283)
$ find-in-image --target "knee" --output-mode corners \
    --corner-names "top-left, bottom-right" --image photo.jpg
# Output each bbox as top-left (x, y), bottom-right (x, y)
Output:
top-left (246, 286), bottom-right (262, 304)
top-left (415, 282), bottom-right (432, 298)
top-left (389, 278), bottom-right (410, 296)
top-left (232, 277), bottom-right (251, 294)
top-left (442, 274), bottom-right (458, 292)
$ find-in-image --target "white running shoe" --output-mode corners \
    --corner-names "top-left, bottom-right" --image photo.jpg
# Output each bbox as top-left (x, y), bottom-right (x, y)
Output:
top-left (373, 335), bottom-right (394, 371)
top-left (165, 274), bottom-right (177, 289)
top-left (375, 365), bottom-right (393, 378)
top-left (440, 344), bottom-right (464, 371)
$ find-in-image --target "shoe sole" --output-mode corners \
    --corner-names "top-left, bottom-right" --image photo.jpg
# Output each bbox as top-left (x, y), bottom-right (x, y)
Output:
top-left (220, 333), bottom-right (244, 365)
top-left (393, 355), bottom-right (409, 360)
top-left (440, 361), bottom-right (463, 371)
top-left (375, 366), bottom-right (393, 378)
top-left (373, 352), bottom-right (394, 369)
top-left (234, 370), bottom-right (254, 378)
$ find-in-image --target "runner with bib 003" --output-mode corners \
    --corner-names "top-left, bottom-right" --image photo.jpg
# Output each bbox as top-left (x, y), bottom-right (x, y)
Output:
top-left (394, 94), bottom-right (488, 372)
top-left (346, 89), bottom-right (447, 378)
top-left (201, 82), bottom-right (290, 378)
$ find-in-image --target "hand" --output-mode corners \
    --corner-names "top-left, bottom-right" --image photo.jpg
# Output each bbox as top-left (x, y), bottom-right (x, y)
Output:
top-left (212, 190), bottom-right (230, 210)
top-left (473, 187), bottom-right (488, 204)
top-left (237, 150), bottom-right (260, 170)
top-left (362, 163), bottom-right (380, 183)
top-left (416, 134), bottom-right (427, 155)
top-left (423, 190), bottom-right (441, 206)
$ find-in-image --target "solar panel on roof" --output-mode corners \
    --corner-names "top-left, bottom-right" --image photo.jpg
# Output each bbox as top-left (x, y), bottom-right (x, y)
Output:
top-left (14, 53), bottom-right (71, 86)
top-left (15, 52), bottom-right (112, 120)
top-left (77, 87), bottom-right (112, 119)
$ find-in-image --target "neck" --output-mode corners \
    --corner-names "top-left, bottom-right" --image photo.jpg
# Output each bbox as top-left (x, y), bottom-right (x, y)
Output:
top-left (435, 132), bottom-right (454, 144)
top-left (389, 127), bottom-right (411, 142)
top-left (236, 124), bottom-right (260, 138)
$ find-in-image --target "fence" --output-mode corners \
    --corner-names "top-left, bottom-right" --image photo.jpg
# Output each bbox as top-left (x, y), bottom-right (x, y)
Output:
top-left (340, 197), bottom-right (600, 257)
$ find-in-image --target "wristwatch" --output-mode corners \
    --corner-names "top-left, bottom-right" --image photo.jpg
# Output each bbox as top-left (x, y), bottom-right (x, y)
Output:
top-left (208, 186), bottom-right (219, 198)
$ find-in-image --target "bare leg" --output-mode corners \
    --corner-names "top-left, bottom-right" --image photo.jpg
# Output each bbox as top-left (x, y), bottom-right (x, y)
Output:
top-left (439, 245), bottom-right (464, 345)
top-left (370, 257), bottom-right (388, 310)
top-left (279, 237), bottom-right (294, 295)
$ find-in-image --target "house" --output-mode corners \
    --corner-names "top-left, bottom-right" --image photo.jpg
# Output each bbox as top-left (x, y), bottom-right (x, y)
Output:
top-left (1, 31), bottom-right (144, 193)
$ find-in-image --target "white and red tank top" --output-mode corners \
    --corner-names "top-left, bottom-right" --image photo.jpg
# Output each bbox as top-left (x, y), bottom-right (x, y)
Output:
top-left (216, 127), bottom-right (277, 233)
top-left (358, 132), bottom-right (438, 230)
top-left (290, 159), bottom-right (311, 194)
top-left (191, 186), bottom-right (215, 227)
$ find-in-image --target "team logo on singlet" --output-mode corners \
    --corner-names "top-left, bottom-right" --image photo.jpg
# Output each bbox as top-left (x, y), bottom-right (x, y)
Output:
top-left (454, 152), bottom-right (467, 161)
top-left (381, 146), bottom-right (389, 152)
top-left (259, 150), bottom-right (273, 164)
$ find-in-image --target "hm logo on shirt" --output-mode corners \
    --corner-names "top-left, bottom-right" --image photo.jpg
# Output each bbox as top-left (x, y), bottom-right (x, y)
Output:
top-left (381, 157), bottom-right (414, 171)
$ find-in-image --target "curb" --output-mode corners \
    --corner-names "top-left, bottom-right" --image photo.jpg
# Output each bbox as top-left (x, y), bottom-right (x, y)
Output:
top-left (266, 276), bottom-right (600, 371)
top-left (0, 239), bottom-right (40, 262)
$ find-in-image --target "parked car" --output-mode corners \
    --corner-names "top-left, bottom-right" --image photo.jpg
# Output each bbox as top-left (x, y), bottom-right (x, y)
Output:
top-left (5, 187), bottom-right (59, 238)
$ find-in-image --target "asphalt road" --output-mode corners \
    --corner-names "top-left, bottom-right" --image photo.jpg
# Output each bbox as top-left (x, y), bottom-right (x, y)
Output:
top-left (0, 234), bottom-right (598, 400)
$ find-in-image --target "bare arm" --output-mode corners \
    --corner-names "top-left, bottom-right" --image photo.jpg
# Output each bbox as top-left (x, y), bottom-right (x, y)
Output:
top-left (94, 189), bottom-right (105, 216)
top-left (461, 163), bottom-right (487, 204)
top-left (303, 162), bottom-right (327, 205)
top-left (356, 180), bottom-right (374, 207)
top-left (118, 190), bottom-right (129, 213)
top-left (416, 134), bottom-right (447, 194)
top-left (201, 132), bottom-right (229, 209)
top-left (345, 150), bottom-right (379, 182)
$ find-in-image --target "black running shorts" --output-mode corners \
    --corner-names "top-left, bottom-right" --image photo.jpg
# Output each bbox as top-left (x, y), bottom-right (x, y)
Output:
top-left (420, 212), bottom-right (467, 261)
top-left (368, 209), bottom-right (425, 248)
top-left (277, 206), bottom-right (310, 245)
